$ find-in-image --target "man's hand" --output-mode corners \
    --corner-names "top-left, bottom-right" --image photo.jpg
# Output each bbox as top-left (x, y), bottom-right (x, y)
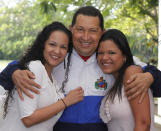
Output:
top-left (124, 72), bottom-right (154, 103)
top-left (12, 69), bottom-right (41, 100)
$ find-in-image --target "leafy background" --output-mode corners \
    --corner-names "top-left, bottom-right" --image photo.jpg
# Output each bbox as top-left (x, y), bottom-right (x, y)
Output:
top-left (0, 0), bottom-right (158, 65)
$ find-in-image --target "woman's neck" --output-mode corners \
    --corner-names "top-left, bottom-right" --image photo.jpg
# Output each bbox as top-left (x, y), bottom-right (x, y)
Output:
top-left (113, 72), bottom-right (119, 79)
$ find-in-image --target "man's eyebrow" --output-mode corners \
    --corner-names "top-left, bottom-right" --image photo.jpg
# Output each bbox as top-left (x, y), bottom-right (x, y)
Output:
top-left (75, 26), bottom-right (83, 28)
top-left (89, 27), bottom-right (99, 30)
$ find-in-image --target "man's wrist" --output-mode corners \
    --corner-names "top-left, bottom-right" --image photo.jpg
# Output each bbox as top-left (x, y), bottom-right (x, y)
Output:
top-left (145, 72), bottom-right (154, 85)
top-left (9, 64), bottom-right (19, 82)
top-left (143, 65), bottom-right (158, 84)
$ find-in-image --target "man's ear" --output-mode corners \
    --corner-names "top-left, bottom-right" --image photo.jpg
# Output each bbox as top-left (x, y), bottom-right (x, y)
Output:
top-left (103, 28), bottom-right (106, 33)
top-left (69, 25), bottom-right (73, 32)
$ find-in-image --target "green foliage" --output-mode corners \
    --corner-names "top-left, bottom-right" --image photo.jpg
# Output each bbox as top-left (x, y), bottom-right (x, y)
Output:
top-left (0, 0), bottom-right (42, 60)
top-left (101, 0), bottom-right (158, 65)
top-left (0, 0), bottom-right (158, 66)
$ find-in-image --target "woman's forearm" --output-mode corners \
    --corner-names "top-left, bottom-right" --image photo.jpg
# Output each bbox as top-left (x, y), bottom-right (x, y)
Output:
top-left (134, 119), bottom-right (150, 131)
top-left (21, 99), bottom-right (66, 127)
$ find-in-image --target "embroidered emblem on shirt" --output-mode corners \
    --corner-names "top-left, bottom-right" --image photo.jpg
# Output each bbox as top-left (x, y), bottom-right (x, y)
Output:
top-left (95, 77), bottom-right (107, 90)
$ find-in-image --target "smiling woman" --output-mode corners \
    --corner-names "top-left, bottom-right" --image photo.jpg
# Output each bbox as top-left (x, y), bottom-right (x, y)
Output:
top-left (98, 29), bottom-right (155, 131)
top-left (0, 21), bottom-right (84, 131)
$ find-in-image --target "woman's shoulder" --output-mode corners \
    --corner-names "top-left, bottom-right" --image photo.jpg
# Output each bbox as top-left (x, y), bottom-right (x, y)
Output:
top-left (28, 60), bottom-right (44, 71)
top-left (28, 60), bottom-right (45, 76)
top-left (125, 65), bottom-right (142, 75)
top-left (29, 60), bottom-right (43, 67)
top-left (27, 60), bottom-right (47, 86)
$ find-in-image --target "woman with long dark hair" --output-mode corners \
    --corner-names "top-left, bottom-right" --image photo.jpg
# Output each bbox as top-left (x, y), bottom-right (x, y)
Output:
top-left (1, 22), bottom-right (84, 131)
top-left (98, 29), bottom-right (155, 131)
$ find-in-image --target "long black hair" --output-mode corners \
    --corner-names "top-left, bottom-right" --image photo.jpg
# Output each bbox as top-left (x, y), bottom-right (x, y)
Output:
top-left (3, 21), bottom-right (73, 117)
top-left (18, 21), bottom-right (73, 70)
top-left (96, 29), bottom-right (134, 102)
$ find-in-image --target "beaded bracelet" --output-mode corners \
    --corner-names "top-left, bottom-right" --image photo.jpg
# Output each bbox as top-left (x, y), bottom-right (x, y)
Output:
top-left (61, 99), bottom-right (67, 108)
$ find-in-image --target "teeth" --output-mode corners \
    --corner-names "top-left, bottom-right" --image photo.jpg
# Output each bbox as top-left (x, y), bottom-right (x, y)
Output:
top-left (52, 55), bottom-right (59, 59)
top-left (80, 41), bottom-right (91, 45)
top-left (103, 63), bottom-right (109, 66)
top-left (83, 42), bottom-right (90, 45)
top-left (102, 63), bottom-right (111, 66)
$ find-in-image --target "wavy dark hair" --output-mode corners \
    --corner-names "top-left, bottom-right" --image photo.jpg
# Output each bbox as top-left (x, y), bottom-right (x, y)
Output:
top-left (96, 29), bottom-right (134, 102)
top-left (3, 21), bottom-right (73, 118)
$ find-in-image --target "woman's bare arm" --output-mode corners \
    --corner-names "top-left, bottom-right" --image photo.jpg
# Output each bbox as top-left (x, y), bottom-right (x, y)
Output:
top-left (21, 87), bottom-right (84, 127)
top-left (123, 65), bottom-right (151, 131)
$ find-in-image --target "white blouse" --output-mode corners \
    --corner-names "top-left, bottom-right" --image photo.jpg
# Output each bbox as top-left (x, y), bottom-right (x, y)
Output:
top-left (100, 86), bottom-right (155, 131)
top-left (1, 60), bottom-right (64, 131)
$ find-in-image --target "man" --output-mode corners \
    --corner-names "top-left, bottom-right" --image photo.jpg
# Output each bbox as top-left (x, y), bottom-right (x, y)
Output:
top-left (0, 6), bottom-right (161, 131)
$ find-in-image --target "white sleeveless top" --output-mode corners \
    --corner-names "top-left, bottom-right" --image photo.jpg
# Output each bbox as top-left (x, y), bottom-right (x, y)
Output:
top-left (100, 86), bottom-right (155, 131)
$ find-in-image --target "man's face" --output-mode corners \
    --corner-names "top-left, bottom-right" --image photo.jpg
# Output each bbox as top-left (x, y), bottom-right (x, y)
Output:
top-left (71, 14), bottom-right (103, 56)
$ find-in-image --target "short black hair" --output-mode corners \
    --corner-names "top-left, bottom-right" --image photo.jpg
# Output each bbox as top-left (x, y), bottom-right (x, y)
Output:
top-left (71, 6), bottom-right (104, 30)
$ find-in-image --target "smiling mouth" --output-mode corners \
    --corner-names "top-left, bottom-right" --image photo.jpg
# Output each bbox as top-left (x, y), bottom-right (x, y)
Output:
top-left (82, 42), bottom-right (90, 45)
top-left (101, 62), bottom-right (113, 67)
top-left (51, 55), bottom-right (60, 59)
top-left (80, 42), bottom-right (92, 47)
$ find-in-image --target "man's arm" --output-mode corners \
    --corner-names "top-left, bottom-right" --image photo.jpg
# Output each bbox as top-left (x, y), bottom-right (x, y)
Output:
top-left (143, 65), bottom-right (161, 97)
top-left (125, 65), bottom-right (161, 103)
top-left (0, 61), bottom-right (18, 90)
top-left (0, 61), bottom-right (41, 100)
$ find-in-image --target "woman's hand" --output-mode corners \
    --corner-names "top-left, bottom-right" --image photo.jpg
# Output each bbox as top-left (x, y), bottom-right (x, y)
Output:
top-left (63, 87), bottom-right (84, 107)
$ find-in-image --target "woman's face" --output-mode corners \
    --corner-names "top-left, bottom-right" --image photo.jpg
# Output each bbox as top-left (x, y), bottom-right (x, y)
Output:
top-left (43, 30), bottom-right (69, 68)
top-left (97, 40), bottom-right (125, 78)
